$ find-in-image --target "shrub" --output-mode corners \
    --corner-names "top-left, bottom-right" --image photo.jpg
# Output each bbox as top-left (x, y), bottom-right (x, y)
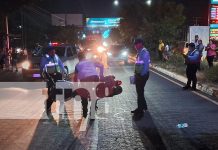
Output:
top-left (204, 65), bottom-right (218, 83)
top-left (168, 52), bottom-right (185, 67)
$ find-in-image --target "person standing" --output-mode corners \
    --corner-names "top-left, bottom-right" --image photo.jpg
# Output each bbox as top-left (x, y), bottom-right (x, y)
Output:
top-left (163, 42), bottom-right (170, 61)
top-left (73, 51), bottom-right (104, 118)
top-left (40, 46), bottom-right (67, 119)
top-left (205, 39), bottom-right (217, 68)
top-left (183, 43), bottom-right (200, 91)
top-left (131, 38), bottom-right (150, 117)
top-left (158, 40), bottom-right (164, 61)
top-left (194, 35), bottom-right (199, 48)
top-left (196, 39), bottom-right (204, 70)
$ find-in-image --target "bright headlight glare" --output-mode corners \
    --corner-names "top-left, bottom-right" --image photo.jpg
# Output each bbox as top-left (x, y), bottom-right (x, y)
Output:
top-left (97, 46), bottom-right (106, 53)
top-left (16, 48), bottom-right (21, 53)
top-left (22, 61), bottom-right (30, 69)
top-left (107, 52), bottom-right (112, 56)
top-left (122, 51), bottom-right (128, 56)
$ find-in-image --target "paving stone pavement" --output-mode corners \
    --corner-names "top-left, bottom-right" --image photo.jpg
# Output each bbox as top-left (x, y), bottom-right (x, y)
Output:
top-left (1, 65), bottom-right (218, 150)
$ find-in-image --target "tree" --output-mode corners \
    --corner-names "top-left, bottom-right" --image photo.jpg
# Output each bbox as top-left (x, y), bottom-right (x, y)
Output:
top-left (110, 28), bottom-right (122, 44)
top-left (47, 25), bottom-right (80, 44)
top-left (119, 1), bottom-right (185, 51)
top-left (151, 2), bottom-right (185, 43)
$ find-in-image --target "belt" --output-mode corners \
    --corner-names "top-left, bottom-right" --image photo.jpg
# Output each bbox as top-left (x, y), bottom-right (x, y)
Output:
top-left (135, 71), bottom-right (149, 77)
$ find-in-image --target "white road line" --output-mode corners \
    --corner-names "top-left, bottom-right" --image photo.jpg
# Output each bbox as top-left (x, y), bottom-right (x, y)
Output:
top-left (151, 69), bottom-right (218, 106)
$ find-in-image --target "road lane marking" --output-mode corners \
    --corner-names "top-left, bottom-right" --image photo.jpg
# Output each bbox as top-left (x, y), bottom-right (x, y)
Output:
top-left (151, 69), bottom-right (218, 106)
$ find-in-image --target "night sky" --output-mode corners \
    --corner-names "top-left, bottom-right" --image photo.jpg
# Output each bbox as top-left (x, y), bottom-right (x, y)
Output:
top-left (38, 0), bottom-right (209, 25)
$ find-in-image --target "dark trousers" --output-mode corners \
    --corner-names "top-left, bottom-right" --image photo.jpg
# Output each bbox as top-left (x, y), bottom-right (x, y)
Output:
top-left (46, 73), bottom-right (62, 115)
top-left (135, 73), bottom-right (149, 110)
top-left (207, 56), bottom-right (214, 68)
top-left (158, 51), bottom-right (163, 60)
top-left (46, 85), bottom-right (56, 114)
top-left (79, 75), bottom-right (99, 113)
top-left (186, 64), bottom-right (198, 88)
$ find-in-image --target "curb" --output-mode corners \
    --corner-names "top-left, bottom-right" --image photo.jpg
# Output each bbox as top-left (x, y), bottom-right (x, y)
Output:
top-left (151, 65), bottom-right (218, 98)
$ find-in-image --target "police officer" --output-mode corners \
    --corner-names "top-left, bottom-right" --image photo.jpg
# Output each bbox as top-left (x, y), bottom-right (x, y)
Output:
top-left (73, 51), bottom-right (104, 118)
top-left (131, 38), bottom-right (150, 118)
top-left (183, 43), bottom-right (200, 91)
top-left (40, 46), bottom-right (66, 119)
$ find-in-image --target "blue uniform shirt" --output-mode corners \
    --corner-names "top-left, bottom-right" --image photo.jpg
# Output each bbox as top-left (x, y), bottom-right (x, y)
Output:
top-left (75, 59), bottom-right (104, 80)
top-left (187, 49), bottom-right (200, 63)
top-left (40, 54), bottom-right (66, 73)
top-left (135, 48), bottom-right (150, 76)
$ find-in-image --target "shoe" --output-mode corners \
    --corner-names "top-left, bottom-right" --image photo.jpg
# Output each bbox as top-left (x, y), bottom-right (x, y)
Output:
top-left (191, 87), bottom-right (197, 91)
top-left (131, 108), bottom-right (140, 113)
top-left (182, 86), bottom-right (190, 90)
top-left (131, 108), bottom-right (144, 114)
top-left (133, 111), bottom-right (144, 120)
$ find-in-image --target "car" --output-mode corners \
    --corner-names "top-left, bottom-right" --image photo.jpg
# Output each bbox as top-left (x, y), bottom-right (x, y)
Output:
top-left (107, 45), bottom-right (129, 65)
top-left (21, 43), bottom-right (78, 80)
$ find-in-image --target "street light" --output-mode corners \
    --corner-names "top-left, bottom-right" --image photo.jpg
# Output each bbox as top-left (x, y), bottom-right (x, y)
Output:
top-left (114, 0), bottom-right (119, 6)
top-left (146, 0), bottom-right (152, 6)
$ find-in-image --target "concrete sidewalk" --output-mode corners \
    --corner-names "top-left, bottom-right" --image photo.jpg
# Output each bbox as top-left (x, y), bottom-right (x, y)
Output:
top-left (151, 65), bottom-right (218, 99)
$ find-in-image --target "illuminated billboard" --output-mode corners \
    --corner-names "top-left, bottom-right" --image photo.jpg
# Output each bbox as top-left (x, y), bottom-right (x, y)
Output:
top-left (86, 18), bottom-right (121, 28)
top-left (211, 0), bottom-right (218, 4)
top-left (210, 1), bottom-right (218, 39)
top-left (210, 5), bottom-right (218, 24)
top-left (210, 24), bottom-right (218, 39)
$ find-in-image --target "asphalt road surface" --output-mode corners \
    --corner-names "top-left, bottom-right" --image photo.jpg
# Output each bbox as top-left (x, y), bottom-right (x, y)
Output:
top-left (0, 65), bottom-right (218, 150)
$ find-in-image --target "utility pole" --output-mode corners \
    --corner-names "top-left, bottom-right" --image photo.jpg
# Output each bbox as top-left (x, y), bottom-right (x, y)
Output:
top-left (5, 15), bottom-right (11, 69)
top-left (5, 16), bottom-right (9, 50)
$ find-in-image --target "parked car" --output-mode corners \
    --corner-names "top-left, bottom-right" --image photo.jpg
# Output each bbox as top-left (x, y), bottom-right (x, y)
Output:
top-left (21, 43), bottom-right (78, 80)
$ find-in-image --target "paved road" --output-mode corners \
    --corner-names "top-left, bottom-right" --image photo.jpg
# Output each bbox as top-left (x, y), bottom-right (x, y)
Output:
top-left (0, 65), bottom-right (218, 150)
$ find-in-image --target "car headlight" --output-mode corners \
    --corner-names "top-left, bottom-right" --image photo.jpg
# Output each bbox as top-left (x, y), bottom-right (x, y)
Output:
top-left (121, 51), bottom-right (128, 56)
top-left (97, 46), bottom-right (106, 53)
top-left (107, 52), bottom-right (112, 56)
top-left (22, 61), bottom-right (30, 69)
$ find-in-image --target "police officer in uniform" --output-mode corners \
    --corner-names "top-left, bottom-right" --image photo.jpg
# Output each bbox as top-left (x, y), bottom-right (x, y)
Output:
top-left (40, 46), bottom-right (66, 119)
top-left (131, 38), bottom-right (150, 118)
top-left (183, 43), bottom-right (200, 91)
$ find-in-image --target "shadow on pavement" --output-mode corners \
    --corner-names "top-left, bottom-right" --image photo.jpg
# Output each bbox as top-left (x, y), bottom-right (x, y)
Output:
top-left (27, 112), bottom-right (86, 150)
top-left (132, 111), bottom-right (167, 150)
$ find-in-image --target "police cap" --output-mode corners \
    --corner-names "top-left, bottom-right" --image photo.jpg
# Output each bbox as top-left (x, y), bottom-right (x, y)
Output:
top-left (134, 38), bottom-right (144, 45)
top-left (188, 43), bottom-right (195, 48)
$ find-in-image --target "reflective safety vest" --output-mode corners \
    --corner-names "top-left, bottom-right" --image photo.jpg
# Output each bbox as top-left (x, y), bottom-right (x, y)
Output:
top-left (44, 55), bottom-right (61, 74)
top-left (135, 48), bottom-right (146, 74)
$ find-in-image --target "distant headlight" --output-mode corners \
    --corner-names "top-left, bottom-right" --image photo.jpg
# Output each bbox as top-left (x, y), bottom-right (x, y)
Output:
top-left (107, 52), bottom-right (112, 56)
top-left (22, 61), bottom-right (30, 69)
top-left (97, 46), bottom-right (106, 53)
top-left (121, 51), bottom-right (128, 56)
top-left (16, 48), bottom-right (21, 53)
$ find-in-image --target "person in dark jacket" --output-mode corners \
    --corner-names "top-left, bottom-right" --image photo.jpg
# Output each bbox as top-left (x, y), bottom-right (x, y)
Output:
top-left (183, 43), bottom-right (200, 91)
